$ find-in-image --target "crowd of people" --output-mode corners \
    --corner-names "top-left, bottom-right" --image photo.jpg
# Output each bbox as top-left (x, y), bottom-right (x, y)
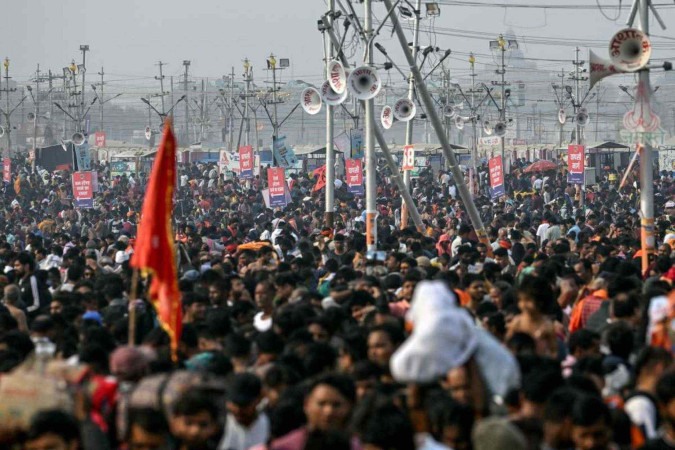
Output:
top-left (0, 152), bottom-right (674, 450)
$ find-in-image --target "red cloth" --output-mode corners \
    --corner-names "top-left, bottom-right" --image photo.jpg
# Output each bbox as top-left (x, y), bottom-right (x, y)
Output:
top-left (312, 165), bottom-right (327, 192)
top-left (131, 120), bottom-right (182, 360)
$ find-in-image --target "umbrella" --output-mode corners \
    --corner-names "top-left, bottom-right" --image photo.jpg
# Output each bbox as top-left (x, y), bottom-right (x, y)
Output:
top-left (523, 160), bottom-right (558, 173)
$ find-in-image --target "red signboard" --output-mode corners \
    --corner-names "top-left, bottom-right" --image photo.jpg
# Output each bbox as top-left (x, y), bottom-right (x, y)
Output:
top-left (267, 167), bottom-right (286, 207)
top-left (488, 155), bottom-right (505, 199)
top-left (94, 131), bottom-right (106, 148)
top-left (3, 158), bottom-right (10, 184)
top-left (567, 144), bottom-right (585, 185)
top-left (72, 171), bottom-right (94, 208)
top-left (345, 158), bottom-right (363, 196)
top-left (402, 145), bottom-right (415, 171)
top-left (238, 145), bottom-right (254, 179)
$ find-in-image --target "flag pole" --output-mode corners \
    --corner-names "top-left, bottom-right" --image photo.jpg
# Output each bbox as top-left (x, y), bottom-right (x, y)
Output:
top-left (128, 268), bottom-right (140, 346)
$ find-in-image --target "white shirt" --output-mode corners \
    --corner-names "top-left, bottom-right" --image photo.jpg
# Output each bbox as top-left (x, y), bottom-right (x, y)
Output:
top-left (536, 223), bottom-right (550, 243)
top-left (218, 412), bottom-right (269, 450)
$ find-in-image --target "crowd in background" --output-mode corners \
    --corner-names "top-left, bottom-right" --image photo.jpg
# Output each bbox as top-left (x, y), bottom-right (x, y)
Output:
top-left (0, 153), bottom-right (674, 450)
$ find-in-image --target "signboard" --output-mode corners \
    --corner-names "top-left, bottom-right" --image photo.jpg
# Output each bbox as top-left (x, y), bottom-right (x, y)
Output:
top-left (110, 160), bottom-right (137, 178)
top-left (94, 132), bottom-right (106, 148)
top-left (402, 145), bottom-right (415, 171)
top-left (488, 155), bottom-right (505, 199)
top-left (479, 136), bottom-right (501, 146)
top-left (567, 144), bottom-right (585, 185)
top-left (272, 136), bottom-right (297, 168)
top-left (351, 129), bottom-right (364, 159)
top-left (239, 145), bottom-right (254, 179)
top-left (74, 143), bottom-right (91, 171)
top-left (3, 158), bottom-right (10, 183)
top-left (267, 167), bottom-right (287, 207)
top-left (72, 171), bottom-right (94, 208)
top-left (345, 158), bottom-right (363, 196)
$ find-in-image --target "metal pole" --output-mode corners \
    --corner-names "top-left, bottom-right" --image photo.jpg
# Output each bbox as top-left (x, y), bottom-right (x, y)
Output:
top-left (364, 0), bottom-right (378, 251)
top-left (271, 55), bottom-right (278, 149)
top-left (325, 0), bottom-right (336, 228)
top-left (245, 61), bottom-right (251, 147)
top-left (400, 0), bottom-right (421, 229)
top-left (229, 67), bottom-right (234, 152)
top-left (98, 67), bottom-right (104, 131)
top-left (470, 56), bottom-right (478, 195)
top-left (500, 39), bottom-right (506, 173)
top-left (32, 64), bottom-right (40, 174)
top-left (574, 47), bottom-right (585, 210)
top-left (80, 45), bottom-right (88, 132)
top-left (636, 0), bottom-right (654, 274)
top-left (383, 0), bottom-right (491, 248)
top-left (156, 61), bottom-right (166, 115)
top-left (183, 60), bottom-right (190, 143)
top-left (5, 60), bottom-right (12, 154)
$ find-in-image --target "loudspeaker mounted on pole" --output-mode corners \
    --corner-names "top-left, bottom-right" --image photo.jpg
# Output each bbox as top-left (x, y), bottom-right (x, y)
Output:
top-left (145, 127), bottom-right (152, 141)
top-left (494, 122), bottom-right (507, 137)
top-left (300, 87), bottom-right (322, 115)
top-left (483, 120), bottom-right (493, 135)
top-left (393, 98), bottom-right (416, 122)
top-left (0, 126), bottom-right (4, 138)
top-left (72, 132), bottom-right (85, 146)
top-left (558, 109), bottom-right (567, 125)
top-left (443, 105), bottom-right (456, 119)
top-left (346, 66), bottom-right (382, 100)
top-left (327, 60), bottom-right (347, 95)
top-left (576, 110), bottom-right (589, 127)
top-left (320, 80), bottom-right (348, 106)
top-left (381, 105), bottom-right (393, 130)
top-left (454, 116), bottom-right (465, 130)
top-left (609, 28), bottom-right (651, 72)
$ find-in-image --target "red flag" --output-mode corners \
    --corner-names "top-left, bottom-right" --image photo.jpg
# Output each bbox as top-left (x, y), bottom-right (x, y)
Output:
top-left (312, 165), bottom-right (327, 192)
top-left (130, 120), bottom-right (182, 360)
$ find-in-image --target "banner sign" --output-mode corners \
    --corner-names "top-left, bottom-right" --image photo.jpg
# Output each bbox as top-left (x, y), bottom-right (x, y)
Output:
top-left (479, 136), bottom-right (501, 146)
top-left (239, 145), bottom-right (254, 179)
top-left (345, 158), bottom-right (363, 195)
top-left (267, 167), bottom-right (287, 207)
top-left (567, 144), bottom-right (585, 185)
top-left (402, 145), bottom-right (415, 171)
top-left (72, 171), bottom-right (94, 208)
top-left (351, 129), bottom-right (364, 159)
top-left (488, 155), bottom-right (505, 199)
top-left (273, 136), bottom-right (297, 168)
top-left (74, 143), bottom-right (92, 171)
top-left (94, 132), bottom-right (106, 148)
top-left (3, 158), bottom-right (10, 184)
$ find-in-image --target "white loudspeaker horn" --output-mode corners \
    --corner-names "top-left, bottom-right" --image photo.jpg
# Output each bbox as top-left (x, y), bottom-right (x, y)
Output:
top-left (393, 98), bottom-right (416, 122)
top-left (145, 126), bottom-right (152, 140)
top-left (576, 111), bottom-right (589, 127)
top-left (300, 87), bottom-right (322, 115)
top-left (443, 105), bottom-right (456, 118)
top-left (483, 121), bottom-right (492, 135)
top-left (0, 126), bottom-right (4, 138)
top-left (455, 116), bottom-right (465, 130)
top-left (327, 60), bottom-right (347, 95)
top-left (320, 80), bottom-right (348, 106)
top-left (588, 50), bottom-right (625, 89)
top-left (494, 122), bottom-right (507, 137)
top-left (609, 28), bottom-right (651, 72)
top-left (28, 112), bottom-right (36, 121)
top-left (558, 109), bottom-right (567, 125)
top-left (346, 66), bottom-right (382, 100)
top-left (381, 105), bottom-right (393, 130)
top-left (72, 132), bottom-right (85, 145)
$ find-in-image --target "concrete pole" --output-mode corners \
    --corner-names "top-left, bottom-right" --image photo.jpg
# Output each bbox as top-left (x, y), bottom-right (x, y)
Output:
top-left (4, 59), bottom-right (12, 154)
top-left (636, 0), bottom-right (655, 274)
top-left (245, 61), bottom-right (251, 147)
top-left (574, 47), bottom-right (585, 209)
top-left (32, 64), bottom-right (40, 174)
top-left (271, 56), bottom-right (278, 151)
top-left (325, 0), bottom-right (336, 228)
top-left (500, 39), bottom-right (506, 174)
top-left (364, 0), bottom-right (378, 251)
top-left (470, 56), bottom-right (478, 195)
top-left (400, 0), bottom-right (422, 230)
top-left (183, 60), bottom-right (190, 143)
top-left (383, 0), bottom-right (492, 249)
top-left (80, 45), bottom-right (88, 132)
top-left (156, 61), bottom-right (166, 115)
top-left (98, 67), bottom-right (104, 131)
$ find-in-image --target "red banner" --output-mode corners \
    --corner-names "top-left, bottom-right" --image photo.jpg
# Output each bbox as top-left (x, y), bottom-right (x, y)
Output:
top-left (238, 145), bottom-right (254, 179)
top-left (267, 167), bottom-right (286, 207)
top-left (72, 171), bottom-right (94, 208)
top-left (3, 158), bottom-right (10, 184)
top-left (312, 165), bottom-right (327, 192)
top-left (402, 145), bottom-right (415, 171)
top-left (94, 131), bottom-right (106, 147)
top-left (567, 144), bottom-right (585, 185)
top-left (488, 156), bottom-right (505, 199)
top-left (345, 159), bottom-right (362, 186)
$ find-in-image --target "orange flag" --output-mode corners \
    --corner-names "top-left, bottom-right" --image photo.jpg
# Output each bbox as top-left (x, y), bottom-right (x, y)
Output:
top-left (130, 119), bottom-right (182, 360)
top-left (312, 165), bottom-right (327, 192)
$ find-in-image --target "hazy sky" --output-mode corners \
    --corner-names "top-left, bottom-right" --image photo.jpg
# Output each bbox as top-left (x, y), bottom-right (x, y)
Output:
top-left (4, 0), bottom-right (675, 87)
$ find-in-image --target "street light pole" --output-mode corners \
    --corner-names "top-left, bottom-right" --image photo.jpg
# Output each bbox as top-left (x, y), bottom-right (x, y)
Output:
top-left (364, 0), bottom-right (377, 251)
top-left (401, 0), bottom-right (421, 230)
top-left (79, 45), bottom-right (89, 133)
top-left (183, 60), bottom-right (190, 142)
top-left (500, 38), bottom-right (506, 170)
top-left (3, 58), bottom-right (15, 155)
top-left (325, 0), bottom-right (336, 228)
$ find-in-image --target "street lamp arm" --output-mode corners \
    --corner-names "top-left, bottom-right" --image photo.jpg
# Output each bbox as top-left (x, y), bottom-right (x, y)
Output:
top-left (422, 50), bottom-right (452, 82)
top-left (53, 102), bottom-right (78, 122)
top-left (365, 0), bottom-right (401, 61)
top-left (480, 83), bottom-right (501, 113)
top-left (141, 98), bottom-right (165, 120)
top-left (102, 93), bottom-right (123, 104)
top-left (259, 100), bottom-right (274, 126)
top-left (9, 96), bottom-right (28, 115)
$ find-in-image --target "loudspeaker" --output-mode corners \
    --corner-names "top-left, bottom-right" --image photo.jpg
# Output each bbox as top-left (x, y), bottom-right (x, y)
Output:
top-left (558, 109), bottom-right (567, 125)
top-left (72, 132), bottom-right (85, 145)
top-left (381, 105), bottom-right (393, 130)
top-left (145, 127), bottom-right (152, 141)
top-left (393, 98), bottom-right (416, 122)
top-left (494, 122), bottom-right (507, 137)
top-left (346, 66), bottom-right (382, 100)
top-left (327, 60), bottom-right (347, 95)
top-left (300, 87), bottom-right (322, 115)
top-left (609, 28), bottom-right (651, 72)
top-left (320, 80), bottom-right (348, 106)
